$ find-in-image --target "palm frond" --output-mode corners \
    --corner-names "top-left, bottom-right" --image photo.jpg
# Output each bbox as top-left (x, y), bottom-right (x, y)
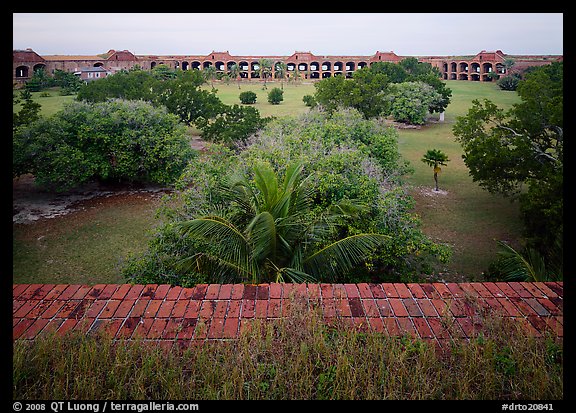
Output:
top-left (246, 211), bottom-right (277, 263)
top-left (276, 267), bottom-right (317, 283)
top-left (495, 240), bottom-right (546, 282)
top-left (303, 234), bottom-right (390, 281)
top-left (177, 217), bottom-right (253, 278)
top-left (176, 251), bottom-right (256, 283)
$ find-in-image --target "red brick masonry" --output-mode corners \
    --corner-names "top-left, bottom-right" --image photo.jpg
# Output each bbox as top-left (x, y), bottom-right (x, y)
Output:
top-left (13, 282), bottom-right (563, 348)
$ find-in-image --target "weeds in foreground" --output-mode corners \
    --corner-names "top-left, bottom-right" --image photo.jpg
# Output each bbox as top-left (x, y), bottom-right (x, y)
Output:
top-left (13, 298), bottom-right (562, 400)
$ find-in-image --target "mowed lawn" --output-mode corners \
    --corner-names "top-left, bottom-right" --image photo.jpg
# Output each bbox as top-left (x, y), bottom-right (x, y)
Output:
top-left (13, 79), bottom-right (524, 283)
top-left (397, 80), bottom-right (523, 279)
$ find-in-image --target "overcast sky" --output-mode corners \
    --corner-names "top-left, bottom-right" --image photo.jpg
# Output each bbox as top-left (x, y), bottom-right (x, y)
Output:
top-left (13, 13), bottom-right (563, 56)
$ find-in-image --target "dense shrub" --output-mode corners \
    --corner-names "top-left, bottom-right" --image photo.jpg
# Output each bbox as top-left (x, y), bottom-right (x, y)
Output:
top-left (302, 94), bottom-right (317, 107)
top-left (239, 90), bottom-right (257, 104)
top-left (267, 87), bottom-right (284, 104)
top-left (13, 99), bottom-right (194, 191)
top-left (123, 108), bottom-right (450, 285)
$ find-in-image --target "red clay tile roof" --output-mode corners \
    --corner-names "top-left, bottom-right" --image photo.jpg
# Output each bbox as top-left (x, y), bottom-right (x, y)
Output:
top-left (13, 282), bottom-right (563, 349)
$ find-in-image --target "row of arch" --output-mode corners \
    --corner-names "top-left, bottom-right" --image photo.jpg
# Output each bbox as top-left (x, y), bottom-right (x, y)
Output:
top-left (439, 61), bottom-right (506, 81)
top-left (149, 60), bottom-right (370, 79)
top-left (15, 59), bottom-right (509, 82)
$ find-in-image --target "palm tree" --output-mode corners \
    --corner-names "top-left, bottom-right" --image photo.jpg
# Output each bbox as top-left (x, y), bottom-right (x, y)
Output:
top-left (275, 62), bottom-right (287, 90)
top-left (228, 63), bottom-right (241, 89)
top-left (203, 65), bottom-right (217, 90)
top-left (258, 59), bottom-right (272, 89)
top-left (421, 149), bottom-right (450, 191)
top-left (177, 162), bottom-right (389, 283)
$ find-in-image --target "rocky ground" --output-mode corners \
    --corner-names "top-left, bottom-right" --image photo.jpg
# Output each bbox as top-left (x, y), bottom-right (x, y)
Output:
top-left (12, 174), bottom-right (170, 225)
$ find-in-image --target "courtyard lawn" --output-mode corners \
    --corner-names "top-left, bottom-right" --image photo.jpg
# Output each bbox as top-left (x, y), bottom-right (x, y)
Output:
top-left (12, 87), bottom-right (76, 117)
top-left (397, 80), bottom-right (523, 279)
top-left (202, 80), bottom-right (316, 118)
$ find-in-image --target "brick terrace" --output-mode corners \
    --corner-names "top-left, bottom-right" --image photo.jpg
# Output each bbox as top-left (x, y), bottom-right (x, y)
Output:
top-left (13, 282), bottom-right (563, 349)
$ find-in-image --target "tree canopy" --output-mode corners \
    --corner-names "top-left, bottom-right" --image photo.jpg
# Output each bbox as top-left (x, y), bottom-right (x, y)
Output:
top-left (452, 62), bottom-right (562, 270)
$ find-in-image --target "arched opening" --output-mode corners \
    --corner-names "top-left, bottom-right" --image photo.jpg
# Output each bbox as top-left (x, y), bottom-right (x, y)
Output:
top-left (322, 62), bottom-right (331, 71)
top-left (310, 61), bottom-right (319, 71)
top-left (215, 61), bottom-right (225, 71)
top-left (482, 62), bottom-right (493, 74)
top-left (458, 73), bottom-right (468, 80)
top-left (227, 61), bottom-right (237, 72)
top-left (239, 61), bottom-right (249, 78)
top-left (203, 61), bottom-right (212, 69)
top-left (458, 62), bottom-right (468, 72)
top-left (450, 62), bottom-right (457, 72)
top-left (496, 63), bottom-right (506, 74)
top-left (450, 73), bottom-right (457, 80)
top-left (471, 62), bottom-right (480, 73)
top-left (310, 71), bottom-right (320, 79)
top-left (322, 72), bottom-right (331, 79)
top-left (191, 61), bottom-right (201, 70)
top-left (150, 62), bottom-right (157, 69)
top-left (182, 61), bottom-right (189, 70)
top-left (333, 61), bottom-right (343, 71)
top-left (287, 62), bottom-right (296, 72)
top-left (15, 65), bottom-right (29, 78)
top-left (297, 63), bottom-right (308, 72)
top-left (345, 61), bottom-right (355, 72)
top-left (470, 73), bottom-right (480, 81)
top-left (33, 63), bottom-right (46, 74)
top-left (358, 61), bottom-right (368, 69)
top-left (94, 62), bottom-right (104, 67)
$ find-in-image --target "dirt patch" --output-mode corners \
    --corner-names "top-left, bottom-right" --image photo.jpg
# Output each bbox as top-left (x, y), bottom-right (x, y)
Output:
top-left (13, 174), bottom-right (170, 225)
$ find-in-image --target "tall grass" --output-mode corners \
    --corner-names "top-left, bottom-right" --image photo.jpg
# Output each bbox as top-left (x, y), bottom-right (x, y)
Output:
top-left (13, 298), bottom-right (563, 400)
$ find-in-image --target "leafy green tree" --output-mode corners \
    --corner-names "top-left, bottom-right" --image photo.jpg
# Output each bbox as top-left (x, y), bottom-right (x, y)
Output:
top-left (76, 69), bottom-right (156, 102)
top-left (195, 104), bottom-right (270, 145)
top-left (13, 99), bottom-right (193, 191)
top-left (25, 68), bottom-right (52, 92)
top-left (52, 69), bottom-right (83, 95)
top-left (388, 81), bottom-right (444, 124)
top-left (13, 89), bottom-right (41, 130)
top-left (313, 70), bottom-right (389, 119)
top-left (453, 62), bottom-right (562, 271)
top-left (267, 87), bottom-right (284, 105)
top-left (151, 64), bottom-right (178, 80)
top-left (177, 162), bottom-right (390, 283)
top-left (153, 73), bottom-right (224, 125)
top-left (421, 149), bottom-right (450, 191)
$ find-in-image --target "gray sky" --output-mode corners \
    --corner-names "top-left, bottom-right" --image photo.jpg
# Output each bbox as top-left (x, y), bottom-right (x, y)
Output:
top-left (13, 13), bottom-right (563, 56)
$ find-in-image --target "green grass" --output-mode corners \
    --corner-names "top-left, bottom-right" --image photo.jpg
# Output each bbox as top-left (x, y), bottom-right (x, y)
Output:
top-left (12, 87), bottom-right (76, 117)
top-left (397, 81), bottom-right (524, 279)
top-left (13, 298), bottom-right (563, 400)
top-left (202, 80), bottom-right (316, 118)
top-left (12, 194), bottom-right (163, 285)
